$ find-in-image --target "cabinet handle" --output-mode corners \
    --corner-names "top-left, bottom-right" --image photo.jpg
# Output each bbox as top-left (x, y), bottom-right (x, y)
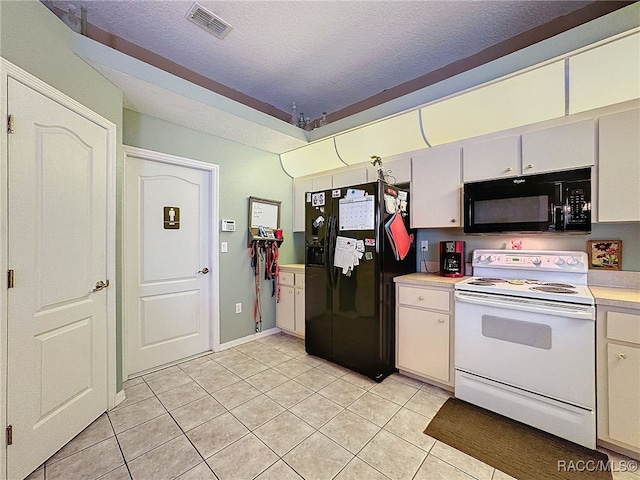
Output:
top-left (526, 163), bottom-right (534, 169)
top-left (438, 318), bottom-right (445, 323)
top-left (618, 353), bottom-right (627, 360)
top-left (418, 296), bottom-right (424, 301)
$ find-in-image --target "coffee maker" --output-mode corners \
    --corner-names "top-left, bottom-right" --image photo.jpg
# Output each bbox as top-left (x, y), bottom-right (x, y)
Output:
top-left (440, 241), bottom-right (465, 277)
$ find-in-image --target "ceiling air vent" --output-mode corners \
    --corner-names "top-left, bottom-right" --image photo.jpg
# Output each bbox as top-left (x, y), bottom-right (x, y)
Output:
top-left (186, 3), bottom-right (233, 39)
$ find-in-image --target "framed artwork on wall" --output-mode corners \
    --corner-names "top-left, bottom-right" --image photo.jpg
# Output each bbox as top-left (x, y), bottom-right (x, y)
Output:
top-left (587, 240), bottom-right (622, 270)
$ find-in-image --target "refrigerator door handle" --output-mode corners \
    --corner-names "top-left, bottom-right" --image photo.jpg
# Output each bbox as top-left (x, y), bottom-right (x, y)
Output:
top-left (326, 215), bottom-right (334, 288)
top-left (330, 216), bottom-right (340, 287)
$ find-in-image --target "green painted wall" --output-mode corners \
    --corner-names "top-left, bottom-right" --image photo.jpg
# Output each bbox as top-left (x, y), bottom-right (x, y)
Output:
top-left (1, 0), bottom-right (125, 389)
top-left (123, 110), bottom-right (296, 343)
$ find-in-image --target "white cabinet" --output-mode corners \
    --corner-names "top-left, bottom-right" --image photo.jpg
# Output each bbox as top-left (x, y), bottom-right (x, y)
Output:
top-left (276, 266), bottom-right (305, 338)
top-left (598, 107), bottom-right (640, 222)
top-left (332, 168), bottom-right (367, 188)
top-left (597, 307), bottom-right (640, 457)
top-left (411, 145), bottom-right (461, 228)
top-left (395, 282), bottom-right (454, 387)
top-left (521, 119), bottom-right (594, 175)
top-left (367, 156), bottom-right (412, 184)
top-left (462, 136), bottom-right (519, 182)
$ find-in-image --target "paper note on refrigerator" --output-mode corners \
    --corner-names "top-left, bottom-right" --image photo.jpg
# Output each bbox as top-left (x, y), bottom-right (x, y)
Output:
top-left (334, 236), bottom-right (358, 274)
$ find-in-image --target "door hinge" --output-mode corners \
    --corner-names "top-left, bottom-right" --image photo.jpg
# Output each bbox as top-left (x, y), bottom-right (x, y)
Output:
top-left (7, 114), bottom-right (14, 134)
top-left (6, 425), bottom-right (12, 446)
top-left (8, 269), bottom-right (15, 288)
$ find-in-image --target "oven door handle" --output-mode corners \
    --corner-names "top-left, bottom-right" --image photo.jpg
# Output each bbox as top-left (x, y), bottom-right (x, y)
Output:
top-left (454, 291), bottom-right (595, 320)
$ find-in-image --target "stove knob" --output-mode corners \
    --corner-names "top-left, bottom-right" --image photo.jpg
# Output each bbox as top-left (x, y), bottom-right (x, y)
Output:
top-left (554, 257), bottom-right (565, 265)
top-left (531, 257), bottom-right (542, 265)
top-left (566, 257), bottom-right (580, 266)
top-left (487, 255), bottom-right (496, 262)
top-left (477, 254), bottom-right (487, 262)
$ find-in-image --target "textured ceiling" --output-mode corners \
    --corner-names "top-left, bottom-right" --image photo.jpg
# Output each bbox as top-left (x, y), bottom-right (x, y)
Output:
top-left (50, 0), bottom-right (602, 123)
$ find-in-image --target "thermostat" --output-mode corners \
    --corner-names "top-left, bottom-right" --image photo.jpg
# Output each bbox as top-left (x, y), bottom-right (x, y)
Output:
top-left (221, 219), bottom-right (236, 232)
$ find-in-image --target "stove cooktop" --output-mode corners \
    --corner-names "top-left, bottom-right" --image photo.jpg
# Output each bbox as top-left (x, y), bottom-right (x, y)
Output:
top-left (455, 276), bottom-right (595, 305)
top-left (456, 250), bottom-right (596, 305)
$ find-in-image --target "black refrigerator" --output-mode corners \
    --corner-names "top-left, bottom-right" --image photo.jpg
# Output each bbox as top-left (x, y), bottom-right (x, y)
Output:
top-left (304, 181), bottom-right (415, 382)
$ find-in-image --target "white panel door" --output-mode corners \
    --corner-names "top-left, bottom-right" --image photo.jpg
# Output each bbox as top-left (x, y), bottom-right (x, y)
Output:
top-left (125, 154), bottom-right (213, 375)
top-left (6, 78), bottom-right (109, 480)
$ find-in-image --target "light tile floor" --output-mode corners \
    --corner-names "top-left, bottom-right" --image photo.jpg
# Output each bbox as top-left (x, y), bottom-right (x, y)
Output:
top-left (26, 333), bottom-right (639, 480)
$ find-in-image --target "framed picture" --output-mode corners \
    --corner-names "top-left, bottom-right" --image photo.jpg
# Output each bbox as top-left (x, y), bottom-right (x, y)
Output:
top-left (587, 240), bottom-right (622, 270)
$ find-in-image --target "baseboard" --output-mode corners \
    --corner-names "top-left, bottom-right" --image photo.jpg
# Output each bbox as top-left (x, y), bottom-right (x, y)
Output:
top-left (217, 327), bottom-right (281, 351)
top-left (113, 389), bottom-right (126, 409)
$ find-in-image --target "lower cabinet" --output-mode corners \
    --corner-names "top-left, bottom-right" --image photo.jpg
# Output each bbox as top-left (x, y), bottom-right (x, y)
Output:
top-left (597, 306), bottom-right (640, 459)
top-left (395, 281), bottom-right (455, 388)
top-left (276, 266), bottom-right (305, 338)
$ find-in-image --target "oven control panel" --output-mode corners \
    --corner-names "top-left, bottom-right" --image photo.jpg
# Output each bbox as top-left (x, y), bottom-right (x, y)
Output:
top-left (472, 250), bottom-right (587, 272)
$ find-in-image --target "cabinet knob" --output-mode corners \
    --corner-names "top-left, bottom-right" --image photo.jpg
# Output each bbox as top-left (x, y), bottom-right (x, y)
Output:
top-left (526, 163), bottom-right (534, 169)
top-left (505, 167), bottom-right (512, 172)
top-left (438, 318), bottom-right (445, 324)
top-left (618, 353), bottom-right (627, 360)
top-left (289, 289), bottom-right (293, 294)
top-left (418, 296), bottom-right (424, 301)
top-left (451, 219), bottom-right (456, 223)
top-left (296, 290), bottom-right (300, 295)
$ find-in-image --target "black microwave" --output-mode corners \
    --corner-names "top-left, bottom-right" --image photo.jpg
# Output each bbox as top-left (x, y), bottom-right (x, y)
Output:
top-left (463, 168), bottom-right (591, 234)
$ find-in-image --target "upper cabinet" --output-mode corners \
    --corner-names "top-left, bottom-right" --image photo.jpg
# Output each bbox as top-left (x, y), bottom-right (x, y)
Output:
top-left (421, 62), bottom-right (565, 146)
top-left (366, 155), bottom-right (412, 184)
top-left (334, 110), bottom-right (427, 165)
top-left (569, 32), bottom-right (640, 115)
top-left (462, 136), bottom-right (519, 183)
top-left (411, 146), bottom-right (462, 228)
top-left (332, 168), bottom-right (368, 188)
top-left (598, 107), bottom-right (640, 222)
top-left (521, 119), bottom-right (594, 175)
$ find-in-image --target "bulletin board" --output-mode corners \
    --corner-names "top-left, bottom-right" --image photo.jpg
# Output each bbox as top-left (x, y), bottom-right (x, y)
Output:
top-left (248, 196), bottom-right (281, 245)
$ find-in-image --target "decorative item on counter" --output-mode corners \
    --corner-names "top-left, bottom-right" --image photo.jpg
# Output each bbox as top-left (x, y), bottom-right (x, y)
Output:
top-left (587, 240), bottom-right (622, 270)
top-left (510, 239), bottom-right (523, 250)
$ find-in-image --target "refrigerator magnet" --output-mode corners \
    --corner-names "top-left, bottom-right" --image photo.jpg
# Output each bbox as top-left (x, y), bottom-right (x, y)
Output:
top-left (365, 238), bottom-right (375, 246)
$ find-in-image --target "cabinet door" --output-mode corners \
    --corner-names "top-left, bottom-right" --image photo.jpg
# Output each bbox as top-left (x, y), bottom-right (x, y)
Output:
top-left (598, 108), bottom-right (640, 222)
top-left (276, 286), bottom-right (295, 332)
top-left (295, 287), bottom-right (305, 336)
top-left (521, 119), bottom-right (594, 175)
top-left (463, 136), bottom-right (519, 182)
top-left (411, 146), bottom-right (461, 227)
top-left (397, 306), bottom-right (450, 383)
top-left (607, 344), bottom-right (640, 448)
top-left (293, 178), bottom-right (313, 232)
top-left (312, 175), bottom-right (333, 191)
top-left (332, 168), bottom-right (367, 188)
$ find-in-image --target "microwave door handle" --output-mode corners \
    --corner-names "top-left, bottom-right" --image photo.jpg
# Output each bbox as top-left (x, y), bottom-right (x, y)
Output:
top-left (550, 203), bottom-right (563, 230)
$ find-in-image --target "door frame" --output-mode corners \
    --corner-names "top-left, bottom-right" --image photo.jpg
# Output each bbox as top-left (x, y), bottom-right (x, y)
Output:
top-left (122, 146), bottom-right (220, 380)
top-left (0, 58), bottom-right (117, 475)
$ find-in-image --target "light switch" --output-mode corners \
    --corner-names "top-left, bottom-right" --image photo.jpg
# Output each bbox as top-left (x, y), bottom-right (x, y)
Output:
top-left (221, 242), bottom-right (228, 253)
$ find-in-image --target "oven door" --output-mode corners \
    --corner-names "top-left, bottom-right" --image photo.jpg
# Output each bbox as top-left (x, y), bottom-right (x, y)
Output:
top-left (454, 291), bottom-right (595, 409)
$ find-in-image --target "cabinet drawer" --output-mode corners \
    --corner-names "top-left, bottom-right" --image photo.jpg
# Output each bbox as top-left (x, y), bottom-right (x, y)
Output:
top-left (607, 311), bottom-right (640, 345)
top-left (279, 271), bottom-right (295, 286)
top-left (295, 273), bottom-right (305, 287)
top-left (397, 285), bottom-right (450, 311)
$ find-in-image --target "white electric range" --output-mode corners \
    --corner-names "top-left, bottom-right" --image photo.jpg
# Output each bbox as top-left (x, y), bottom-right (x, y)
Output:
top-left (454, 249), bottom-right (596, 448)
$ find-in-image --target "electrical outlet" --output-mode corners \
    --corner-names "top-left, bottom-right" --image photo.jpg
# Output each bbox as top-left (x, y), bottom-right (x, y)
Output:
top-left (421, 241), bottom-right (429, 251)
top-left (235, 303), bottom-right (242, 314)
top-left (221, 242), bottom-right (228, 253)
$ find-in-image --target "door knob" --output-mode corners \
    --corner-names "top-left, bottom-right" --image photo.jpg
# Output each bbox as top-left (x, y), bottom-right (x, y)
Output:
top-left (93, 280), bottom-right (109, 292)
top-left (618, 353), bottom-right (626, 360)
top-left (198, 267), bottom-right (209, 274)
